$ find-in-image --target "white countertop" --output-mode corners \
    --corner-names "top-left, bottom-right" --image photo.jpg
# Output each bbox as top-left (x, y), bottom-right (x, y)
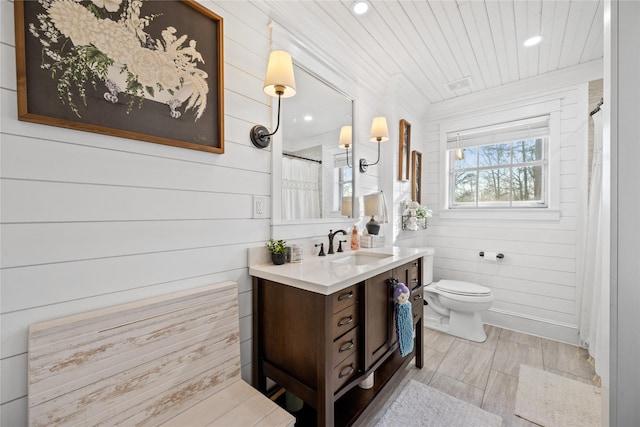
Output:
top-left (249, 246), bottom-right (433, 295)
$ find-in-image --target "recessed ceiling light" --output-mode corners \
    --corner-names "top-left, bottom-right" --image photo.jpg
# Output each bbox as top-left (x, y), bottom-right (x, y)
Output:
top-left (304, 115), bottom-right (313, 121)
top-left (352, 1), bottom-right (370, 16)
top-left (524, 35), bottom-right (543, 47)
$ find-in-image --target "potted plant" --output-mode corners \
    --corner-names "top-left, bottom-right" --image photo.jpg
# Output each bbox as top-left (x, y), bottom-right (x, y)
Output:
top-left (266, 238), bottom-right (288, 265)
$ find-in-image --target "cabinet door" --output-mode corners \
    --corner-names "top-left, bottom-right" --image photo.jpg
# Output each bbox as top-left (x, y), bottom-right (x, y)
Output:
top-left (364, 269), bottom-right (395, 370)
top-left (363, 260), bottom-right (422, 372)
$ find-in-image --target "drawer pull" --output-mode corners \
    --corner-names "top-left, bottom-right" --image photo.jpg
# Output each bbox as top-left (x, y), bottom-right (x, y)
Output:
top-left (411, 278), bottom-right (419, 283)
top-left (338, 339), bottom-right (355, 353)
top-left (338, 291), bottom-right (354, 301)
top-left (413, 294), bottom-right (422, 301)
top-left (339, 364), bottom-right (355, 378)
top-left (337, 315), bottom-right (354, 327)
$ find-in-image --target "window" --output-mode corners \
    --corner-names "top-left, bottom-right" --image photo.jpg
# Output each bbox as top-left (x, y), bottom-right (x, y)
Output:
top-left (334, 152), bottom-right (352, 215)
top-left (338, 165), bottom-right (352, 202)
top-left (447, 116), bottom-right (549, 209)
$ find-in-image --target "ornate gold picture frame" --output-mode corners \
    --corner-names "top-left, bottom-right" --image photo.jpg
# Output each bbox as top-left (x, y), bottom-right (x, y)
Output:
top-left (412, 150), bottom-right (422, 203)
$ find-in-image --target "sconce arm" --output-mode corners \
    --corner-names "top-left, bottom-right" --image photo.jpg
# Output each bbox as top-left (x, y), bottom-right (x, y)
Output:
top-left (359, 139), bottom-right (381, 173)
top-left (250, 94), bottom-right (282, 148)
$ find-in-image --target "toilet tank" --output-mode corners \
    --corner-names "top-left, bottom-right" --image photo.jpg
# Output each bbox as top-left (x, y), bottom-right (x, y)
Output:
top-left (422, 247), bottom-right (435, 285)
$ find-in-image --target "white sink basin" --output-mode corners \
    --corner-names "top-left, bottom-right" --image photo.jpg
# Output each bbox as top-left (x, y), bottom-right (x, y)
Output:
top-left (330, 252), bottom-right (392, 266)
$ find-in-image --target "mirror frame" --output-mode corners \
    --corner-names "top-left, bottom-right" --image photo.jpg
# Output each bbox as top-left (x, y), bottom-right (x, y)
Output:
top-left (269, 22), bottom-right (360, 239)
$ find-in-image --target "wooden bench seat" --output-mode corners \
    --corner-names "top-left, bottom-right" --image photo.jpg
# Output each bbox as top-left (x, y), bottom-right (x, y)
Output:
top-left (27, 281), bottom-right (295, 427)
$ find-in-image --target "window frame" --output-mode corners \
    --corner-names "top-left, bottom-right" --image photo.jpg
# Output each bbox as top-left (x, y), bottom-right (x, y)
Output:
top-left (439, 100), bottom-right (562, 221)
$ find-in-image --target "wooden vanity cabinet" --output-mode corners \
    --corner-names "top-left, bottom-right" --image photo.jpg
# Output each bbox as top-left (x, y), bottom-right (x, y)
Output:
top-left (252, 258), bottom-right (423, 427)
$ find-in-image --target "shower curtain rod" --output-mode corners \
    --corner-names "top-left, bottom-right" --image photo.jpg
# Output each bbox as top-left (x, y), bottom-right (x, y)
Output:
top-left (283, 152), bottom-right (322, 164)
top-left (590, 98), bottom-right (604, 116)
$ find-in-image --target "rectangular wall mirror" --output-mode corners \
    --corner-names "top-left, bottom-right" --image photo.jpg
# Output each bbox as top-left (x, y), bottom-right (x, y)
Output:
top-left (275, 64), bottom-right (354, 221)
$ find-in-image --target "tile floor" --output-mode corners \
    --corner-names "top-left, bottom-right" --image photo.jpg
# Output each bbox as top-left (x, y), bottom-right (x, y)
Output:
top-left (360, 325), bottom-right (598, 427)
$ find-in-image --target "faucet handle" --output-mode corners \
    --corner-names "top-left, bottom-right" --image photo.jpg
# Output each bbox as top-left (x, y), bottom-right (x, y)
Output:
top-left (337, 240), bottom-right (346, 252)
top-left (315, 243), bottom-right (325, 256)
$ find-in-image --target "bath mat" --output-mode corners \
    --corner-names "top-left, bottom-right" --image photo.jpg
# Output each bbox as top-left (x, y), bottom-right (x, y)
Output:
top-left (375, 380), bottom-right (502, 427)
top-left (515, 364), bottom-right (601, 427)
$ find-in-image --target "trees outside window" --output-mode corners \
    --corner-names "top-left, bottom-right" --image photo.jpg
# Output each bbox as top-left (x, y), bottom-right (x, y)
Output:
top-left (450, 137), bottom-right (547, 208)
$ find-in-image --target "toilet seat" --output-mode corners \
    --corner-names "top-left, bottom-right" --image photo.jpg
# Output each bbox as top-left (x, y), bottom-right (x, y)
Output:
top-left (435, 280), bottom-right (492, 297)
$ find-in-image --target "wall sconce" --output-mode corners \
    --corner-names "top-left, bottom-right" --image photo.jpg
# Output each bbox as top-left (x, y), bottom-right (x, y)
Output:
top-left (250, 50), bottom-right (297, 148)
top-left (338, 125), bottom-right (353, 168)
top-left (363, 190), bottom-right (388, 235)
top-left (359, 116), bottom-right (389, 173)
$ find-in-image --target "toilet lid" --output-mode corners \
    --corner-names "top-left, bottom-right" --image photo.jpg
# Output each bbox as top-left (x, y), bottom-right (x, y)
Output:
top-left (436, 280), bottom-right (492, 296)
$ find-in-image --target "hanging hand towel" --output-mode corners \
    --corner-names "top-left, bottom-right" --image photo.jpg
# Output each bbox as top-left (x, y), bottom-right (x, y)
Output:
top-left (394, 283), bottom-right (414, 357)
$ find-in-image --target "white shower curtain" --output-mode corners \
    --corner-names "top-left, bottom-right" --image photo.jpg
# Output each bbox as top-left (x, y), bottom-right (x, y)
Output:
top-left (578, 111), bottom-right (605, 375)
top-left (281, 156), bottom-right (321, 220)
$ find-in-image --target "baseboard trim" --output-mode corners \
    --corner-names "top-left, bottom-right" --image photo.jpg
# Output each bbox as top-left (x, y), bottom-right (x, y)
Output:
top-left (483, 308), bottom-right (580, 345)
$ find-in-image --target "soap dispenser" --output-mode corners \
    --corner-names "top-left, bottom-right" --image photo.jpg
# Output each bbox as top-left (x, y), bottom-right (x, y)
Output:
top-left (350, 225), bottom-right (360, 250)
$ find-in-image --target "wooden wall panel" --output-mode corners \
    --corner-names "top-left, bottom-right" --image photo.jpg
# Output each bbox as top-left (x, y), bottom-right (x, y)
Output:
top-left (1, 3), bottom-right (274, 423)
top-left (424, 83), bottom-right (589, 344)
top-left (0, 181), bottom-right (259, 222)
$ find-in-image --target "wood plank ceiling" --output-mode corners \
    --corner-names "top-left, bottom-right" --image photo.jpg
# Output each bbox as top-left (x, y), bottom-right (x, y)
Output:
top-left (251, 0), bottom-right (603, 115)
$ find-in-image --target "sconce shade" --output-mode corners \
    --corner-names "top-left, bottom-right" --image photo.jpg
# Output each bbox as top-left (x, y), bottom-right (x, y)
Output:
top-left (339, 125), bottom-right (352, 148)
top-left (263, 50), bottom-right (296, 98)
top-left (363, 191), bottom-right (387, 235)
top-left (341, 196), bottom-right (352, 217)
top-left (370, 117), bottom-right (389, 142)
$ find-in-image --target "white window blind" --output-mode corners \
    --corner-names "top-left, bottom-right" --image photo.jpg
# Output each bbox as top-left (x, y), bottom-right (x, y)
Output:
top-left (446, 115), bottom-right (550, 149)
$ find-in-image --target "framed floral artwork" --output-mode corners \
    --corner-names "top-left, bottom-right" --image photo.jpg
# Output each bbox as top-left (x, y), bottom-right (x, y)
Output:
top-left (398, 119), bottom-right (411, 181)
top-left (411, 150), bottom-right (422, 204)
top-left (14, 0), bottom-right (224, 154)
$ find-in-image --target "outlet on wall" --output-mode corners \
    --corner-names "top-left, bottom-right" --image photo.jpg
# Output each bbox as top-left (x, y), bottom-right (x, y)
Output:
top-left (253, 195), bottom-right (266, 219)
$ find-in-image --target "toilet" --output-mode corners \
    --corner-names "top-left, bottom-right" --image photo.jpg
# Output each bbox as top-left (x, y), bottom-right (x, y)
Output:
top-left (422, 248), bottom-right (495, 342)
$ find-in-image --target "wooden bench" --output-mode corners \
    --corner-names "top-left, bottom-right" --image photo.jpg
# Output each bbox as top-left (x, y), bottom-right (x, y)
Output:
top-left (27, 281), bottom-right (295, 427)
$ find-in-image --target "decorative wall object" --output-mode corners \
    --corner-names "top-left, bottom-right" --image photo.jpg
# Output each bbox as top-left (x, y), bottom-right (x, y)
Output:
top-left (399, 119), bottom-right (411, 181)
top-left (411, 150), bottom-right (422, 204)
top-left (14, 0), bottom-right (224, 153)
top-left (401, 200), bottom-right (431, 231)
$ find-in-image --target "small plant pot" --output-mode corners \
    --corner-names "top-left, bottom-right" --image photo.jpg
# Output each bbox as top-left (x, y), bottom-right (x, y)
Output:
top-left (271, 253), bottom-right (287, 265)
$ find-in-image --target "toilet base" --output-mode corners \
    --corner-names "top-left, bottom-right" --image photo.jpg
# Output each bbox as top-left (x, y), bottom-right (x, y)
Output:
top-left (424, 305), bottom-right (488, 343)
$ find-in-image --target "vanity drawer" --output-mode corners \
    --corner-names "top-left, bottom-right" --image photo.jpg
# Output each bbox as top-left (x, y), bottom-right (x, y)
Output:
top-left (332, 284), bottom-right (359, 314)
top-left (332, 304), bottom-right (359, 339)
top-left (410, 287), bottom-right (423, 307)
top-left (409, 261), bottom-right (420, 291)
top-left (333, 350), bottom-right (359, 392)
top-left (332, 326), bottom-right (359, 368)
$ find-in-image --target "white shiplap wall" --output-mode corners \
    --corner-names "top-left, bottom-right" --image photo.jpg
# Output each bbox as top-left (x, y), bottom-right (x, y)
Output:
top-left (0, 0), bottom-right (393, 423)
top-left (422, 62), bottom-right (602, 344)
top-left (0, 0), bottom-right (603, 424)
top-left (0, 1), bottom-right (277, 424)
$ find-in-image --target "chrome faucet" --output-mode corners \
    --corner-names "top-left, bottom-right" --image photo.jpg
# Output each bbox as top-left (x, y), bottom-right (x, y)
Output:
top-left (327, 229), bottom-right (347, 255)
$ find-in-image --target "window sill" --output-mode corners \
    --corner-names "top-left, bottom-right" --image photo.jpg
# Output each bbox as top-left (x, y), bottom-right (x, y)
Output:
top-left (438, 208), bottom-right (560, 221)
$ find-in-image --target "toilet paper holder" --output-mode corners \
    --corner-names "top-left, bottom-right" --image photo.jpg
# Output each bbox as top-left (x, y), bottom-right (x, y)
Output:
top-left (479, 251), bottom-right (504, 259)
